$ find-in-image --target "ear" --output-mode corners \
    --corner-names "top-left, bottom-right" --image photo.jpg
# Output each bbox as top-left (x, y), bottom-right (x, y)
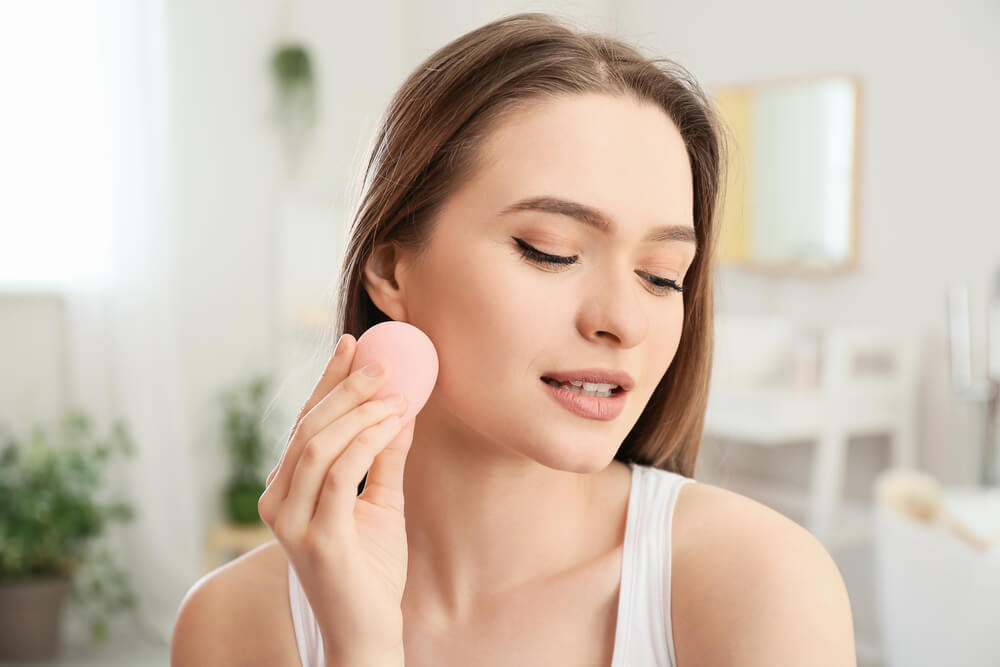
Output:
top-left (362, 240), bottom-right (410, 322)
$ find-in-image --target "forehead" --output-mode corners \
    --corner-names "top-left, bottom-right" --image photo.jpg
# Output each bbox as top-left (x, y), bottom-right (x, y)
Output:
top-left (471, 93), bottom-right (694, 229)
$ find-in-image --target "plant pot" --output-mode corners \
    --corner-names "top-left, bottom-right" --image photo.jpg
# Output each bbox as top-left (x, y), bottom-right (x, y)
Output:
top-left (0, 576), bottom-right (72, 660)
top-left (225, 478), bottom-right (267, 524)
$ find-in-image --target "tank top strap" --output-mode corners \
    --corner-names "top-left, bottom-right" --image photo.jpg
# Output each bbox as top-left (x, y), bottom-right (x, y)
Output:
top-left (611, 462), bottom-right (696, 667)
top-left (288, 561), bottom-right (327, 667)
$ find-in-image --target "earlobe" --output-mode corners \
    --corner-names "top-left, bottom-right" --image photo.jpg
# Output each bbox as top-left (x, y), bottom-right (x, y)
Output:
top-left (362, 241), bottom-right (408, 322)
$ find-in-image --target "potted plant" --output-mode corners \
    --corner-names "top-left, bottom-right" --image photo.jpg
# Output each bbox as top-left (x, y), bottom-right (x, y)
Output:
top-left (219, 375), bottom-right (276, 525)
top-left (0, 409), bottom-right (138, 660)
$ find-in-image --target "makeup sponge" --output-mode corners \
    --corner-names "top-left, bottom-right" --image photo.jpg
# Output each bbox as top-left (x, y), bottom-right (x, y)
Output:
top-left (349, 321), bottom-right (438, 425)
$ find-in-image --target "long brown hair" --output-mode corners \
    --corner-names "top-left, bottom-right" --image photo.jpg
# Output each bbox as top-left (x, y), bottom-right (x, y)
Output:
top-left (331, 12), bottom-right (727, 478)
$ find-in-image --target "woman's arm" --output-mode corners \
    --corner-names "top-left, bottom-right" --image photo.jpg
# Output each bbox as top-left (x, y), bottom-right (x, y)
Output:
top-left (170, 545), bottom-right (307, 667)
top-left (171, 567), bottom-right (404, 667)
top-left (671, 484), bottom-right (857, 667)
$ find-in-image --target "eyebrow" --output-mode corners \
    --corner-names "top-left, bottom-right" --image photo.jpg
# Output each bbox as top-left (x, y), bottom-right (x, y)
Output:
top-left (498, 196), bottom-right (698, 251)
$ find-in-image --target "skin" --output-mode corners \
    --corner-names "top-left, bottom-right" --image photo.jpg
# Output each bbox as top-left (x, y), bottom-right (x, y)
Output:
top-left (362, 91), bottom-right (697, 633)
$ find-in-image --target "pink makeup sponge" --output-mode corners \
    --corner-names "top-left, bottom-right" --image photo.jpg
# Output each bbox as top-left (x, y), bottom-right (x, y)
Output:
top-left (349, 321), bottom-right (438, 425)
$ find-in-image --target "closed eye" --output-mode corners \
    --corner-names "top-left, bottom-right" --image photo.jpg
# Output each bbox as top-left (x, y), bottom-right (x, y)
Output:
top-left (512, 237), bottom-right (686, 295)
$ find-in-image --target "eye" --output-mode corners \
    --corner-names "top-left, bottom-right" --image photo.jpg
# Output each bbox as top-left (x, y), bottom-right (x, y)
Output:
top-left (512, 237), bottom-right (685, 295)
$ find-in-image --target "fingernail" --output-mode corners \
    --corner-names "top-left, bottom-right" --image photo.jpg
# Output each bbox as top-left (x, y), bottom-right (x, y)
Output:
top-left (362, 362), bottom-right (384, 377)
top-left (383, 394), bottom-right (405, 407)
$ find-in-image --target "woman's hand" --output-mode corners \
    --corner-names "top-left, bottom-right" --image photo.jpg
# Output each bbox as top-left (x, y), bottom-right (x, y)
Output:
top-left (258, 333), bottom-right (414, 662)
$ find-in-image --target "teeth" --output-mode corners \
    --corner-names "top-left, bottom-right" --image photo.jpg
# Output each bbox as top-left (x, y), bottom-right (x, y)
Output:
top-left (558, 382), bottom-right (614, 398)
top-left (542, 377), bottom-right (621, 397)
top-left (561, 380), bottom-right (617, 391)
top-left (582, 381), bottom-right (616, 391)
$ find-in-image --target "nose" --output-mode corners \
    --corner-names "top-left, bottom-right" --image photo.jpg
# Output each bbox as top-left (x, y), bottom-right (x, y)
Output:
top-left (576, 264), bottom-right (649, 348)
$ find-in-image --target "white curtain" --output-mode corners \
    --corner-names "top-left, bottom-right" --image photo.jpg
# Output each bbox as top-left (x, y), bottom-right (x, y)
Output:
top-left (1, 0), bottom-right (202, 645)
top-left (79, 0), bottom-right (203, 645)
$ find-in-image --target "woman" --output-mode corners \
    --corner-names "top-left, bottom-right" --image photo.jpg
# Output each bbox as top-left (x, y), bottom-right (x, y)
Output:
top-left (172, 12), bottom-right (856, 667)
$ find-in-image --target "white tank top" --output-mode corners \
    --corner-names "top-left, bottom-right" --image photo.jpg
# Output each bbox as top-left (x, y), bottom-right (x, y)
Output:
top-left (287, 461), bottom-right (695, 667)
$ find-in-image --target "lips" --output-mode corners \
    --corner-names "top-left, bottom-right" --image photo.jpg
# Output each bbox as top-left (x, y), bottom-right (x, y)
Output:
top-left (541, 376), bottom-right (628, 420)
top-left (540, 368), bottom-right (635, 392)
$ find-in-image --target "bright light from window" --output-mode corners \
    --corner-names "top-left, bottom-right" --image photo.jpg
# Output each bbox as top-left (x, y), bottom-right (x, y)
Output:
top-left (0, 2), bottom-right (118, 289)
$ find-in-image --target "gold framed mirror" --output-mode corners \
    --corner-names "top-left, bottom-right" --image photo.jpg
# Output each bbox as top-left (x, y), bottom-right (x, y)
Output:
top-left (709, 73), bottom-right (862, 273)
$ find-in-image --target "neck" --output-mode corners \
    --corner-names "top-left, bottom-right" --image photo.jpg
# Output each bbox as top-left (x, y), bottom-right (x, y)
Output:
top-left (399, 399), bottom-right (604, 624)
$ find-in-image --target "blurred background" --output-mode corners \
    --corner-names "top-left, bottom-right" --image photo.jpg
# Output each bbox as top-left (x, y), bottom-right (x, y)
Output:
top-left (1, 1), bottom-right (998, 665)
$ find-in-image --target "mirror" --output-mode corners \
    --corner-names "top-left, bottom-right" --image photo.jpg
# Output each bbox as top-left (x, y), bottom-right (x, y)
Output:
top-left (710, 73), bottom-right (861, 272)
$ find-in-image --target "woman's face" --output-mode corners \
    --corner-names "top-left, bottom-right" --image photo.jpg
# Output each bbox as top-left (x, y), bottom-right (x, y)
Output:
top-left (378, 92), bottom-right (697, 473)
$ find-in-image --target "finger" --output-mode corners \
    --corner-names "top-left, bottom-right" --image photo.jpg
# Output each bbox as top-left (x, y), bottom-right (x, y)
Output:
top-left (294, 360), bottom-right (395, 446)
top-left (357, 418), bottom-right (416, 515)
top-left (313, 415), bottom-right (409, 528)
top-left (270, 359), bottom-right (394, 505)
top-left (266, 334), bottom-right (354, 489)
top-left (279, 397), bottom-right (408, 536)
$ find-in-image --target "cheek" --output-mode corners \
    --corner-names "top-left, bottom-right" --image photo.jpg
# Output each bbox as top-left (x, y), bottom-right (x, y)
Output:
top-left (415, 245), bottom-right (540, 397)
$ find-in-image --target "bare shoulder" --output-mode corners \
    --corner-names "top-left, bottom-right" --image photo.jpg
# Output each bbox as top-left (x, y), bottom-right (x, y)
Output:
top-left (670, 481), bottom-right (856, 667)
top-left (171, 539), bottom-right (301, 667)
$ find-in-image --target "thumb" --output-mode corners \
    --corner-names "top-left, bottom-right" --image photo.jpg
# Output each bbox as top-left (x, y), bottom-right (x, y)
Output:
top-left (358, 418), bottom-right (416, 513)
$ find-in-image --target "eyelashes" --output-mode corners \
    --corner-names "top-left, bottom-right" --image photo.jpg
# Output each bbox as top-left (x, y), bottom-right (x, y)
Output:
top-left (512, 237), bottom-right (686, 296)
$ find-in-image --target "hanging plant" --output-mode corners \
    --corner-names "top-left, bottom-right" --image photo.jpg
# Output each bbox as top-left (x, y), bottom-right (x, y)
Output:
top-left (270, 42), bottom-right (317, 177)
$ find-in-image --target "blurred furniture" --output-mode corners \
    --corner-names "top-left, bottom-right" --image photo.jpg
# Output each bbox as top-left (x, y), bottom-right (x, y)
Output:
top-left (203, 521), bottom-right (274, 573)
top-left (873, 468), bottom-right (1000, 667)
top-left (704, 315), bottom-right (922, 550)
top-left (709, 73), bottom-right (861, 273)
